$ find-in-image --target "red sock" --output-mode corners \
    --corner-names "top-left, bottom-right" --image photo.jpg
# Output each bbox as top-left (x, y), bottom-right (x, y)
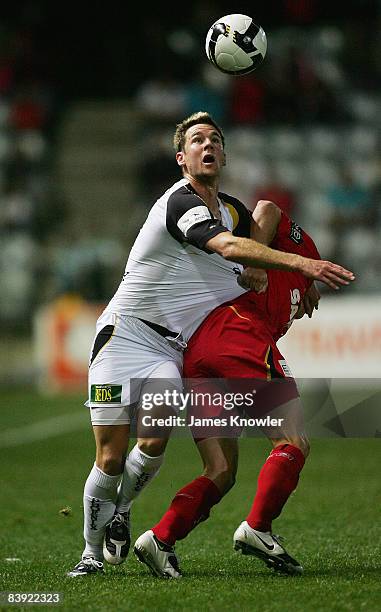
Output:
top-left (246, 444), bottom-right (305, 532)
top-left (152, 476), bottom-right (222, 546)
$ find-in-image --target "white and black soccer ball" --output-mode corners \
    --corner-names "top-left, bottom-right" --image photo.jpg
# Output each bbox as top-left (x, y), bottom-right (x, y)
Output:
top-left (205, 14), bottom-right (267, 76)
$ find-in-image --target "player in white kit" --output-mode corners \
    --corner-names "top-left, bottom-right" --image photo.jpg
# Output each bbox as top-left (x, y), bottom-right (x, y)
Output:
top-left (67, 112), bottom-right (354, 576)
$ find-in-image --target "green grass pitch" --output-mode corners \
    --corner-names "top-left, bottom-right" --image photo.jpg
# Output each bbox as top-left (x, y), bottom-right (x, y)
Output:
top-left (0, 389), bottom-right (380, 611)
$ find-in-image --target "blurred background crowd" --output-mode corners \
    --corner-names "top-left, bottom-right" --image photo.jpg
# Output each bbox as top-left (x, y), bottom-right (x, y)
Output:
top-left (0, 0), bottom-right (380, 383)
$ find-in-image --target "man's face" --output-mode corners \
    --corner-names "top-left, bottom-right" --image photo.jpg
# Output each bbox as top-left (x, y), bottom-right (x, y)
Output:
top-left (176, 123), bottom-right (225, 179)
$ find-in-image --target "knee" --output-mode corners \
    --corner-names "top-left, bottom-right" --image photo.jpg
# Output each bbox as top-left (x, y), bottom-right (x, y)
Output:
top-left (96, 451), bottom-right (124, 475)
top-left (300, 437), bottom-right (310, 459)
top-left (272, 435), bottom-right (310, 459)
top-left (289, 436), bottom-right (310, 459)
top-left (138, 438), bottom-right (167, 457)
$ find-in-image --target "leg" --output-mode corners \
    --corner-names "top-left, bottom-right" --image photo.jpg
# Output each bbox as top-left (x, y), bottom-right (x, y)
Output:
top-left (115, 359), bottom-right (183, 511)
top-left (104, 404), bottom-right (174, 566)
top-left (114, 403), bottom-right (173, 514)
top-left (69, 313), bottom-right (184, 575)
top-left (94, 423), bottom-right (131, 474)
top-left (67, 424), bottom-right (129, 577)
top-left (198, 437), bottom-right (239, 495)
top-left (152, 437), bottom-right (238, 545)
top-left (246, 396), bottom-right (310, 533)
top-left (233, 397), bottom-right (308, 575)
top-left (83, 425), bottom-right (129, 558)
top-left (102, 352), bottom-right (183, 565)
top-left (133, 437), bottom-right (238, 578)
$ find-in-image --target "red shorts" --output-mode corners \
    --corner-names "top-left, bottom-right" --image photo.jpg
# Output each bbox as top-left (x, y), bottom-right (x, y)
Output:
top-left (184, 302), bottom-right (293, 382)
top-left (184, 303), bottom-right (299, 439)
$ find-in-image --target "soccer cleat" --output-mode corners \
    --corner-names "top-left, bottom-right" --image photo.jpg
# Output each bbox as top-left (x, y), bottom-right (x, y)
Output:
top-left (233, 521), bottom-right (303, 575)
top-left (67, 556), bottom-right (104, 577)
top-left (134, 530), bottom-right (182, 578)
top-left (103, 511), bottom-right (131, 565)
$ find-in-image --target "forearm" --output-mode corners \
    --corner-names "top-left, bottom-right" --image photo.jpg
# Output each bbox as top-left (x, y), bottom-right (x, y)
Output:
top-left (214, 234), bottom-right (303, 271)
top-left (206, 231), bottom-right (355, 288)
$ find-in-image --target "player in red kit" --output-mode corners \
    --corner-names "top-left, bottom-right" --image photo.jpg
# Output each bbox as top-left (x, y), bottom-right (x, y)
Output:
top-left (134, 200), bottom-right (323, 577)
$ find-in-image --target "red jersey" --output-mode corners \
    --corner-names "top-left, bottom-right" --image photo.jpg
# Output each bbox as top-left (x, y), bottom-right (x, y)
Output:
top-left (229, 212), bottom-right (321, 342)
top-left (184, 213), bottom-right (321, 382)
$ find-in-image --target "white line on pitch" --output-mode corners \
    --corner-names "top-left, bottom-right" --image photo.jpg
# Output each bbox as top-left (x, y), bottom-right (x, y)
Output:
top-left (0, 411), bottom-right (90, 448)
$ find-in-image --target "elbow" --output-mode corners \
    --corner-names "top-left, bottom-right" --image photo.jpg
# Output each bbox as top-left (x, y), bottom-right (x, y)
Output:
top-left (213, 233), bottom-right (239, 261)
top-left (206, 232), bottom-right (244, 261)
top-left (254, 199), bottom-right (281, 218)
top-left (219, 237), bottom-right (241, 261)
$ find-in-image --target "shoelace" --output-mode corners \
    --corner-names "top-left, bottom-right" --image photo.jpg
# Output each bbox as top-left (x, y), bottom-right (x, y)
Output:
top-left (271, 534), bottom-right (285, 546)
top-left (82, 557), bottom-right (103, 570)
top-left (114, 513), bottom-right (126, 524)
top-left (114, 511), bottom-right (129, 525)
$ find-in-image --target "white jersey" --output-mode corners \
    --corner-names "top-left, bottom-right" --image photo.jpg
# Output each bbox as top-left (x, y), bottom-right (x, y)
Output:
top-left (104, 178), bottom-right (251, 340)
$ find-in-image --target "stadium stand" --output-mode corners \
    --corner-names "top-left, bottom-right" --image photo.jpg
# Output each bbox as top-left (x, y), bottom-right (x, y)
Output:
top-left (1, 4), bottom-right (380, 383)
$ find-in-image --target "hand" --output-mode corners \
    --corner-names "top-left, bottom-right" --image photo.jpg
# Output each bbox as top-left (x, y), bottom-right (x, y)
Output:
top-left (297, 258), bottom-right (355, 290)
top-left (237, 268), bottom-right (268, 293)
top-left (297, 282), bottom-right (320, 319)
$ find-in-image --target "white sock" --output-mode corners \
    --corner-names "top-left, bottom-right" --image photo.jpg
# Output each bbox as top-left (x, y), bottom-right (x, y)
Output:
top-left (116, 444), bottom-right (164, 513)
top-left (82, 463), bottom-right (122, 560)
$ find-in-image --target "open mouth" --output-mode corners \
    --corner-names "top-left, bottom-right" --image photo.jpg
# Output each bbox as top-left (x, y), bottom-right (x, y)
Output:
top-left (203, 154), bottom-right (215, 164)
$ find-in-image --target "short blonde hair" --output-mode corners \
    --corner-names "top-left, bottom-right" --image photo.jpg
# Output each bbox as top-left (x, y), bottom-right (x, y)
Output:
top-left (173, 111), bottom-right (225, 152)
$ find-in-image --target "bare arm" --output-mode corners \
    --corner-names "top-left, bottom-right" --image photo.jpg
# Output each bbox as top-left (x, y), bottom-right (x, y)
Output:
top-left (251, 200), bottom-right (281, 245)
top-left (205, 232), bottom-right (355, 290)
top-left (239, 200), bottom-right (282, 291)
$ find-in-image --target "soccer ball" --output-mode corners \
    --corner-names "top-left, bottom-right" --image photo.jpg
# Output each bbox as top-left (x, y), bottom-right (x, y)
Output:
top-left (205, 14), bottom-right (267, 76)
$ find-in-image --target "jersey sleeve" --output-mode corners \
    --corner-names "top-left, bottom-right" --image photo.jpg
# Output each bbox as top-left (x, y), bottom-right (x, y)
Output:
top-left (166, 186), bottom-right (229, 252)
top-left (271, 212), bottom-right (321, 260)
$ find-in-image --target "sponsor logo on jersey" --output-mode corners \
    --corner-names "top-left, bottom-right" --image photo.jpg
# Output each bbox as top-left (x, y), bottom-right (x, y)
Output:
top-left (177, 205), bottom-right (211, 236)
top-left (289, 221), bottom-right (303, 244)
top-left (91, 384), bottom-right (122, 403)
top-left (278, 360), bottom-right (293, 377)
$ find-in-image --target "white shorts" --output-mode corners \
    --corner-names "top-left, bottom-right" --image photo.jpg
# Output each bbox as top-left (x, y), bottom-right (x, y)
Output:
top-left (87, 312), bottom-right (184, 425)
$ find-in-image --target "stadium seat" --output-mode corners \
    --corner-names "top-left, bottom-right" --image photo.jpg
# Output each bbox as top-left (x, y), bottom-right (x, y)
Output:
top-left (0, 132), bottom-right (11, 162)
top-left (298, 190), bottom-right (333, 227)
top-left (228, 127), bottom-right (266, 158)
top-left (267, 129), bottom-right (305, 159)
top-left (347, 159), bottom-right (378, 187)
top-left (341, 227), bottom-right (378, 262)
top-left (306, 159), bottom-right (339, 189)
top-left (227, 156), bottom-right (269, 191)
top-left (345, 126), bottom-right (378, 156)
top-left (306, 127), bottom-right (340, 157)
top-left (18, 130), bottom-right (48, 162)
top-left (271, 159), bottom-right (302, 189)
top-left (345, 92), bottom-right (379, 123)
top-left (0, 101), bottom-right (10, 128)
